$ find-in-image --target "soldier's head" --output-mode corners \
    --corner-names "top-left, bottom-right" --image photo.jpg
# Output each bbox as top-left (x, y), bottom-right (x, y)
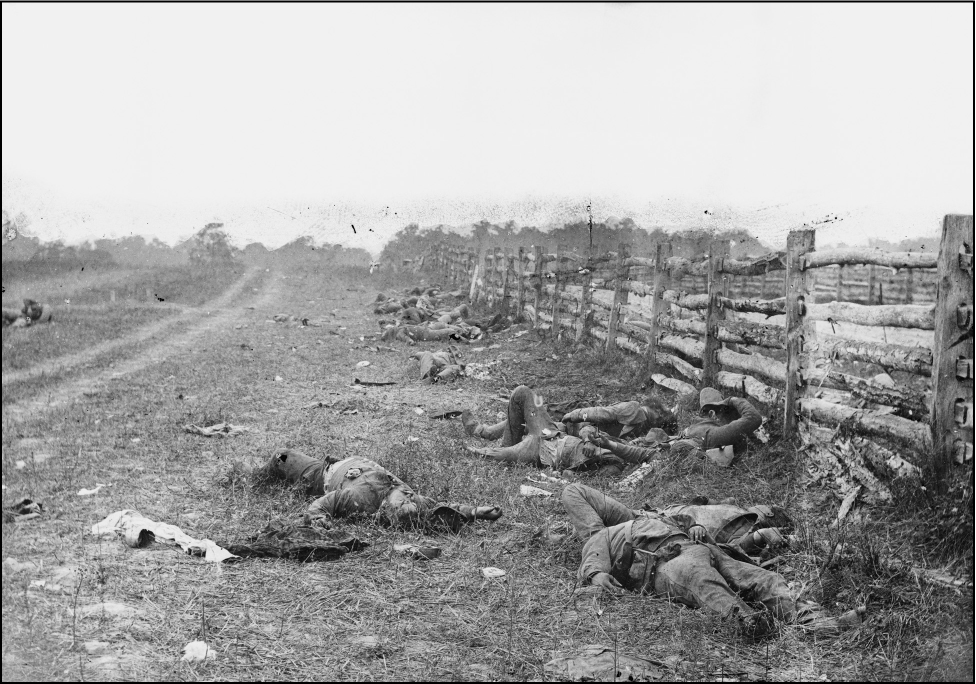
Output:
top-left (22, 298), bottom-right (43, 321)
top-left (698, 388), bottom-right (735, 424)
top-left (377, 485), bottom-right (422, 525)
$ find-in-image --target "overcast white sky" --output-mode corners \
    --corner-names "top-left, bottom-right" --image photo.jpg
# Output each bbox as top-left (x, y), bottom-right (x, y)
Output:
top-left (2, 3), bottom-right (973, 255)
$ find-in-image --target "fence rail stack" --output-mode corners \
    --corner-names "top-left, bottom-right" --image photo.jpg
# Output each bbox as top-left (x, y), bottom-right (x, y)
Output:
top-left (422, 215), bottom-right (973, 492)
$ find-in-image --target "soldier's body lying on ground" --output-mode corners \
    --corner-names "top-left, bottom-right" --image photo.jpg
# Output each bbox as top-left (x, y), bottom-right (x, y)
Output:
top-left (3, 298), bottom-right (48, 328)
top-left (586, 388), bottom-right (764, 467)
top-left (257, 448), bottom-right (502, 528)
top-left (411, 348), bottom-right (465, 383)
top-left (562, 483), bottom-right (865, 638)
top-left (462, 385), bottom-right (675, 476)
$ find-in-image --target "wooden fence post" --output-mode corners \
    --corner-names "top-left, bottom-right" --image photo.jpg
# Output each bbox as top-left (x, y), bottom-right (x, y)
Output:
top-left (702, 242), bottom-right (727, 387)
top-left (866, 264), bottom-right (876, 305)
top-left (533, 245), bottom-right (544, 329)
top-left (606, 243), bottom-right (630, 353)
top-left (515, 247), bottom-right (525, 320)
top-left (784, 229), bottom-right (817, 439)
top-left (931, 214), bottom-right (975, 490)
top-left (644, 243), bottom-right (670, 371)
top-left (904, 267), bottom-right (915, 304)
top-left (551, 244), bottom-right (564, 340)
top-left (500, 248), bottom-right (511, 315)
top-left (576, 247), bottom-right (593, 343)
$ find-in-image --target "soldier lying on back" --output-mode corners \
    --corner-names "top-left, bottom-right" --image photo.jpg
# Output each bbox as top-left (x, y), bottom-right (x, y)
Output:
top-left (257, 448), bottom-right (502, 529)
top-left (462, 385), bottom-right (674, 475)
top-left (562, 483), bottom-right (864, 638)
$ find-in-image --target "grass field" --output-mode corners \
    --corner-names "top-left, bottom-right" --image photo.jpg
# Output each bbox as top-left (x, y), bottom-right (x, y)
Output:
top-left (1, 262), bottom-right (972, 682)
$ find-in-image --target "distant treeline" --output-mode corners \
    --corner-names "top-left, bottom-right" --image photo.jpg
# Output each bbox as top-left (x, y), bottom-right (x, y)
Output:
top-left (379, 219), bottom-right (938, 267)
top-left (380, 219), bottom-right (772, 266)
top-left (1, 222), bottom-right (371, 271)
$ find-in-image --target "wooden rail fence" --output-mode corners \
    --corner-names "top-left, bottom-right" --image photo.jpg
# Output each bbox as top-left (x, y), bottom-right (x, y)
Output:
top-left (424, 216), bottom-right (973, 492)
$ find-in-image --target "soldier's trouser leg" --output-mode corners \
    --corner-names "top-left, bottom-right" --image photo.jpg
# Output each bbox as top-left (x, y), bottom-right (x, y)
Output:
top-left (502, 385), bottom-right (556, 446)
top-left (473, 435), bottom-right (542, 465)
top-left (560, 483), bottom-right (636, 538)
top-left (469, 418), bottom-right (508, 441)
top-left (653, 543), bottom-right (756, 618)
top-left (708, 547), bottom-right (795, 619)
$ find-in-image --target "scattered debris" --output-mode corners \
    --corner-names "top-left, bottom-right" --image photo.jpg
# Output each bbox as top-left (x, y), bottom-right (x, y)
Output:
top-left (482, 566), bottom-right (506, 579)
top-left (430, 410), bottom-right (463, 420)
top-left (3, 557), bottom-right (35, 573)
top-left (181, 641), bottom-right (216, 663)
top-left (394, 543), bottom-right (442, 561)
top-left (520, 484), bottom-right (553, 497)
top-left (354, 378), bottom-right (395, 387)
top-left (224, 518), bottom-right (366, 561)
top-left (413, 407), bottom-right (425, 416)
top-left (183, 423), bottom-right (249, 438)
top-left (76, 602), bottom-right (145, 619)
top-left (544, 645), bottom-right (666, 682)
top-left (78, 483), bottom-right (112, 496)
top-left (833, 486), bottom-right (861, 526)
top-left (356, 360), bottom-right (371, 368)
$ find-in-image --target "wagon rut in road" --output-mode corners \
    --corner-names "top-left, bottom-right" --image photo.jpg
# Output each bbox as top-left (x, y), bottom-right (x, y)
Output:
top-left (2, 269), bottom-right (281, 419)
top-left (2, 268), bottom-right (263, 389)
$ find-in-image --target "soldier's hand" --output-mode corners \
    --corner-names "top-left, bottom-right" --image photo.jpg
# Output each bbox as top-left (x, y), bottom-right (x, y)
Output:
top-left (590, 572), bottom-right (625, 595)
top-left (688, 525), bottom-right (707, 542)
top-left (563, 410), bottom-right (583, 423)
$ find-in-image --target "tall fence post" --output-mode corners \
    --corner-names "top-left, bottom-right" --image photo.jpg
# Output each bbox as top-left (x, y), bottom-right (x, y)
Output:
top-left (867, 264), bottom-right (876, 305)
top-left (515, 247), bottom-right (525, 320)
top-left (931, 214), bottom-right (975, 490)
top-left (500, 248), bottom-right (511, 316)
top-left (533, 245), bottom-right (544, 330)
top-left (576, 247), bottom-right (593, 344)
top-left (644, 243), bottom-right (670, 372)
top-left (904, 267), bottom-right (915, 304)
top-left (702, 241), bottom-right (727, 387)
top-left (606, 243), bottom-right (630, 353)
top-left (551, 244), bottom-right (564, 340)
top-left (784, 229), bottom-right (817, 439)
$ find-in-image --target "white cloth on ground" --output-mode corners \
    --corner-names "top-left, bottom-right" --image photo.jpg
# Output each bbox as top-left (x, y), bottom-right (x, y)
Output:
top-left (91, 510), bottom-right (239, 563)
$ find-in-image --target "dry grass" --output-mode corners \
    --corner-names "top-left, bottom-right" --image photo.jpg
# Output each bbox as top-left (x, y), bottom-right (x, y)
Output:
top-left (1, 263), bottom-right (972, 682)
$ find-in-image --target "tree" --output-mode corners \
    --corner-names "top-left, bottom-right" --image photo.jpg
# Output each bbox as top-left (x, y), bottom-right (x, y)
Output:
top-left (189, 222), bottom-right (237, 264)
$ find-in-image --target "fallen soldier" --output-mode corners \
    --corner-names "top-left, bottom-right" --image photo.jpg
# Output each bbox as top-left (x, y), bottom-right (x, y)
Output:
top-left (652, 499), bottom-right (791, 556)
top-left (561, 397), bottom-right (677, 440)
top-left (562, 483), bottom-right (865, 637)
top-left (462, 385), bottom-right (674, 475)
top-left (257, 448), bottom-right (503, 529)
top-left (3, 308), bottom-right (30, 327)
top-left (587, 388), bottom-right (763, 468)
top-left (411, 348), bottom-right (465, 383)
top-left (22, 298), bottom-right (47, 323)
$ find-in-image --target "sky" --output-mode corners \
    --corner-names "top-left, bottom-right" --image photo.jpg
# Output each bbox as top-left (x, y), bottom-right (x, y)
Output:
top-left (2, 3), bottom-right (973, 257)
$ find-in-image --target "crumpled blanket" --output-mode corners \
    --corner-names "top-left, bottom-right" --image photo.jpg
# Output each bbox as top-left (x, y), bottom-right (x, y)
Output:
top-left (91, 510), bottom-right (239, 563)
top-left (184, 423), bottom-right (249, 438)
top-left (224, 517), bottom-right (367, 561)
